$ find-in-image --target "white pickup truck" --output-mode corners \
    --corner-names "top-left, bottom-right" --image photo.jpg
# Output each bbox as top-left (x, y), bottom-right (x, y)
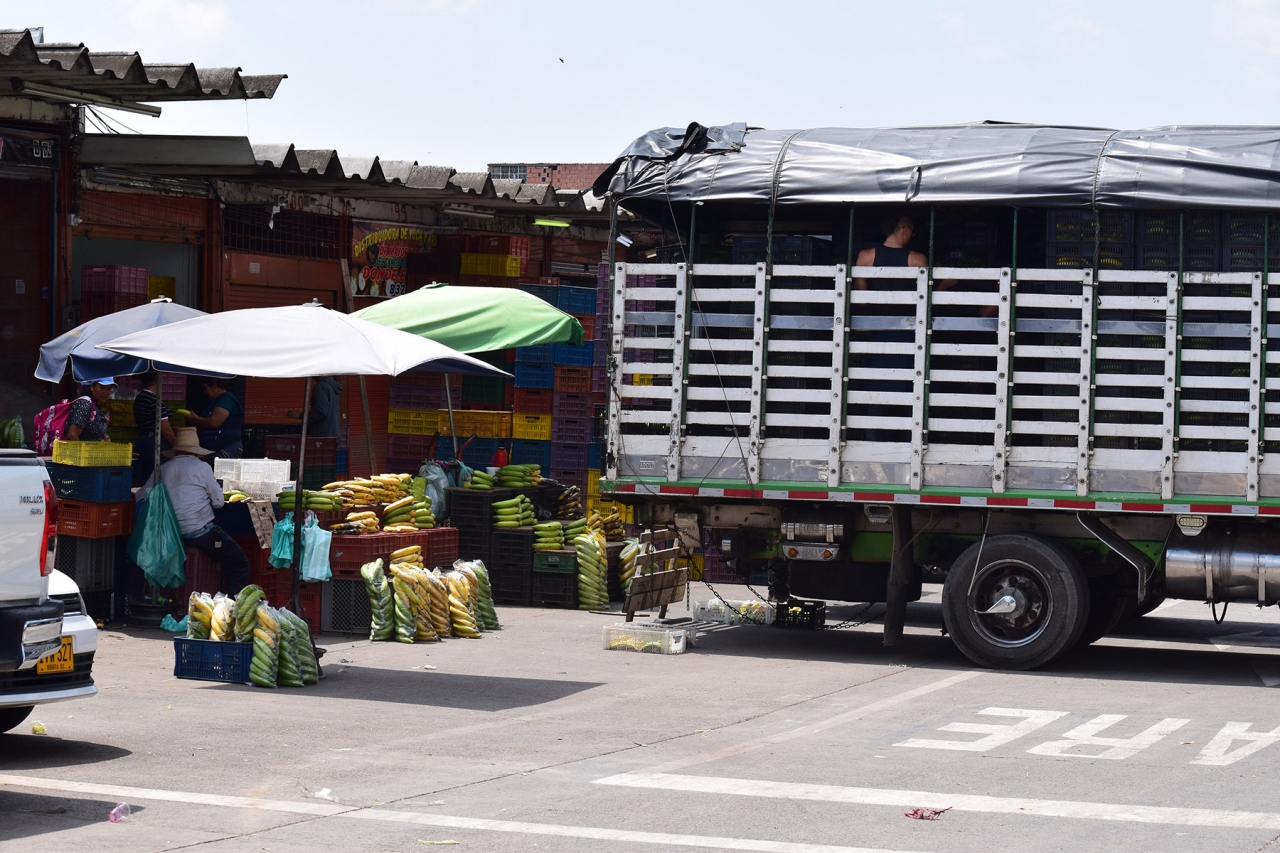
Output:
top-left (0, 448), bottom-right (98, 734)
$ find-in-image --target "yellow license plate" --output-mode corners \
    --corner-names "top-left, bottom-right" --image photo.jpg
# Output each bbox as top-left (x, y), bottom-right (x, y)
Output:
top-left (37, 637), bottom-right (73, 674)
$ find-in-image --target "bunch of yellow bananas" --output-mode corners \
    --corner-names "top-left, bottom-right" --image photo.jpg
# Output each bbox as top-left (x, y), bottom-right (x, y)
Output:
top-left (224, 489), bottom-right (251, 504)
top-left (208, 595), bottom-right (235, 641)
top-left (618, 539), bottom-right (642, 594)
top-left (588, 508), bottom-right (626, 541)
top-left (424, 570), bottom-right (453, 638)
top-left (390, 564), bottom-right (439, 643)
top-left (322, 473), bottom-right (412, 507)
top-left (445, 570), bottom-right (481, 638)
top-left (331, 510), bottom-right (379, 535)
top-left (575, 531), bottom-right (609, 610)
top-left (187, 592), bottom-right (214, 639)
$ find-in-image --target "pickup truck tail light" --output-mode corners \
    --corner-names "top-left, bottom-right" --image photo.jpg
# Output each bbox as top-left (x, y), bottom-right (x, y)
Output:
top-left (41, 480), bottom-right (57, 577)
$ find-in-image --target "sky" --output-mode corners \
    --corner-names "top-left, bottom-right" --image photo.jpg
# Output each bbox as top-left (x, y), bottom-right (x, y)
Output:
top-left (19, 0), bottom-right (1280, 172)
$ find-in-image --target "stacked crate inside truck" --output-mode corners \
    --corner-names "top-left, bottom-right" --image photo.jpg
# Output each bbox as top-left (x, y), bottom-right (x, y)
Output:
top-left (79, 265), bottom-right (148, 323)
top-left (46, 439), bottom-right (136, 621)
top-left (386, 372), bottom-right (455, 473)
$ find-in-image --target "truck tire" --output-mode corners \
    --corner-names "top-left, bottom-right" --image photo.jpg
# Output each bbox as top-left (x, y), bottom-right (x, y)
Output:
top-left (1075, 572), bottom-right (1132, 648)
top-left (0, 705), bottom-right (33, 734)
top-left (942, 533), bottom-right (1089, 670)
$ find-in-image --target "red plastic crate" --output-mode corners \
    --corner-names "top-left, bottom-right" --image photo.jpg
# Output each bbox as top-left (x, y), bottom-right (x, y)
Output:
top-left (514, 388), bottom-right (553, 414)
top-left (572, 313), bottom-right (596, 340)
top-left (297, 582), bottom-right (322, 632)
top-left (57, 500), bottom-right (133, 538)
top-left (81, 264), bottom-right (147, 294)
top-left (328, 532), bottom-right (401, 578)
top-left (554, 367), bottom-right (592, 394)
top-left (184, 545), bottom-right (222, 595)
top-left (80, 290), bottom-right (145, 322)
top-left (393, 527), bottom-right (460, 568)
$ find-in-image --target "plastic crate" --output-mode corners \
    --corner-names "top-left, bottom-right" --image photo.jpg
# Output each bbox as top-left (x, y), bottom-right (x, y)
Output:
top-left (511, 439), bottom-right (551, 469)
top-left (437, 436), bottom-right (499, 468)
top-left (52, 440), bottom-right (133, 467)
top-left (490, 564), bottom-right (531, 606)
top-left (511, 414), bottom-right (552, 441)
top-left (587, 467), bottom-right (601, 494)
top-left (461, 375), bottom-right (506, 407)
top-left (515, 362), bottom-right (555, 389)
top-left (492, 528), bottom-right (536, 571)
top-left (81, 264), bottom-right (147, 294)
top-left (182, 544), bottom-right (222, 594)
top-left (775, 598), bottom-right (827, 630)
top-left (461, 252), bottom-right (523, 277)
top-left (265, 435), bottom-right (337, 468)
top-left (533, 550), bottom-right (577, 574)
top-left (100, 399), bottom-right (135, 427)
top-left (1224, 243), bottom-right (1280, 271)
top-left (552, 418), bottom-right (592, 444)
top-left (551, 392), bottom-right (592, 420)
top-left (532, 570), bottom-right (577, 608)
top-left (1137, 243), bottom-right (1221, 271)
top-left (173, 638), bottom-right (253, 683)
top-left (391, 383), bottom-right (449, 410)
top-left (550, 443), bottom-right (590, 469)
top-left (1045, 209), bottom-right (1134, 244)
top-left (557, 286), bottom-right (597, 314)
top-left (322, 576), bottom-right (372, 633)
top-left (553, 343), bottom-right (595, 367)
top-left (731, 235), bottom-right (829, 265)
top-left (57, 500), bottom-right (132, 538)
top-left (45, 463), bottom-right (132, 503)
top-left (302, 465), bottom-right (336, 490)
top-left (80, 290), bottom-right (145, 321)
top-left (691, 599), bottom-right (775, 625)
top-left (458, 526), bottom-right (492, 565)
top-left (1223, 212), bottom-right (1280, 245)
top-left (448, 486), bottom-right (518, 529)
top-left (437, 410), bottom-right (511, 438)
top-left (554, 367), bottom-right (592, 394)
top-left (593, 339), bottom-right (608, 367)
top-left (572, 314), bottom-right (596, 341)
top-left (1136, 210), bottom-right (1219, 244)
top-left (388, 409), bottom-right (441, 436)
top-left (1046, 242), bottom-right (1132, 270)
top-left (329, 532), bottom-right (402, 578)
top-left (393, 527), bottom-right (460, 568)
top-left (517, 344), bottom-right (554, 363)
top-left (387, 433), bottom-right (431, 464)
top-left (55, 535), bottom-right (116, 591)
top-left (519, 283), bottom-right (558, 303)
top-left (514, 388), bottom-right (553, 414)
top-left (550, 467), bottom-right (588, 492)
top-left (603, 623), bottom-right (690, 654)
top-left (589, 442), bottom-right (603, 469)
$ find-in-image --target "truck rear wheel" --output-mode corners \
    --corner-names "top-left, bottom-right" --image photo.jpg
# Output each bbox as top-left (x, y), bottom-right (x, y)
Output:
top-left (942, 533), bottom-right (1089, 670)
top-left (0, 705), bottom-right (33, 734)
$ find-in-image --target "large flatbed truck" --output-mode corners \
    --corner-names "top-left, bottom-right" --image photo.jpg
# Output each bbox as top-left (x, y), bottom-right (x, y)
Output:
top-left (595, 122), bottom-right (1280, 669)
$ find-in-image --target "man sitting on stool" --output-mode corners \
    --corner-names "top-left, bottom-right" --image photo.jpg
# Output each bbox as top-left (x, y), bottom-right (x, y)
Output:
top-left (161, 427), bottom-right (250, 594)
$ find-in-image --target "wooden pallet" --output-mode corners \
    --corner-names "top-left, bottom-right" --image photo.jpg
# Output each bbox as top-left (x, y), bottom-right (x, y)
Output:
top-left (622, 527), bottom-right (688, 622)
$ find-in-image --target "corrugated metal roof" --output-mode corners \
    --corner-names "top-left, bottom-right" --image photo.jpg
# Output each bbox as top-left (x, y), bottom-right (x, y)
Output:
top-left (0, 28), bottom-right (284, 104)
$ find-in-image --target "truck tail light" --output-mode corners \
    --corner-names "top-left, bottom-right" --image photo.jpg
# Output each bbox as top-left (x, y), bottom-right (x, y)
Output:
top-left (41, 480), bottom-right (58, 577)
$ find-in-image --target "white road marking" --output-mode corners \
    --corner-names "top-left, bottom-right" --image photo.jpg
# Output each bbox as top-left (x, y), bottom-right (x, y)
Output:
top-left (644, 670), bottom-right (984, 774)
top-left (1026, 715), bottom-right (1189, 760)
top-left (0, 773), bottom-right (926, 853)
top-left (595, 771), bottom-right (1280, 830)
top-left (1193, 722), bottom-right (1280, 766)
top-left (895, 707), bottom-right (1068, 752)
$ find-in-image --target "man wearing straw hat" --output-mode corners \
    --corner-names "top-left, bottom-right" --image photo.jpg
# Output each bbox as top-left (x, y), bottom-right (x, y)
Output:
top-left (161, 427), bottom-right (250, 594)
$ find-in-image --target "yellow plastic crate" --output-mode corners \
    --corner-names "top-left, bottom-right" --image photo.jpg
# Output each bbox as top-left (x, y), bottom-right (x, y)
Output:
top-left (587, 468), bottom-right (600, 495)
top-left (148, 275), bottom-right (176, 300)
top-left (460, 253), bottom-right (522, 277)
top-left (511, 413), bottom-right (552, 441)
top-left (679, 553), bottom-right (704, 582)
top-left (52, 439), bottom-right (134, 467)
top-left (101, 399), bottom-right (135, 427)
top-left (388, 409), bottom-right (441, 436)
top-left (596, 498), bottom-right (635, 524)
top-left (438, 410), bottom-right (512, 438)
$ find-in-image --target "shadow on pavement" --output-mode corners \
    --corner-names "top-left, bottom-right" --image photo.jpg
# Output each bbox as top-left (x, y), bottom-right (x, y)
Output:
top-left (0, 790), bottom-right (144, 841)
top-left (251, 668), bottom-right (604, 711)
top-left (0, 735), bottom-right (132, 771)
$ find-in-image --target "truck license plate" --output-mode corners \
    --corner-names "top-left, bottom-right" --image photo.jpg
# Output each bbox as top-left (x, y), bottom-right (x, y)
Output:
top-left (36, 638), bottom-right (73, 674)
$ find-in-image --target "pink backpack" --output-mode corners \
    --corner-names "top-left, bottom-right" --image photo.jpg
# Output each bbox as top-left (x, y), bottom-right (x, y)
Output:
top-left (34, 396), bottom-right (102, 455)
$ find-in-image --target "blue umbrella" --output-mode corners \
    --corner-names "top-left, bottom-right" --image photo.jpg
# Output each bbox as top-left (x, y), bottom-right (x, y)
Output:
top-left (36, 297), bottom-right (225, 383)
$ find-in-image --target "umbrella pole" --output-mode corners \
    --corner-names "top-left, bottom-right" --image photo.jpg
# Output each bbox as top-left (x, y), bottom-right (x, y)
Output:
top-left (445, 373), bottom-right (458, 462)
top-left (359, 376), bottom-right (376, 476)
top-left (154, 370), bottom-right (162, 481)
top-left (290, 377), bottom-right (313, 617)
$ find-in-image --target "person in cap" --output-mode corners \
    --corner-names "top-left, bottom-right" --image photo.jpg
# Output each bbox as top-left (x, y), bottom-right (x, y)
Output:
top-left (62, 377), bottom-right (116, 441)
top-left (160, 427), bottom-right (250, 594)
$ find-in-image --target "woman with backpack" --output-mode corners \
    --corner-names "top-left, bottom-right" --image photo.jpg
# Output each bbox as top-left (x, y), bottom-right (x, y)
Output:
top-left (62, 378), bottom-right (116, 442)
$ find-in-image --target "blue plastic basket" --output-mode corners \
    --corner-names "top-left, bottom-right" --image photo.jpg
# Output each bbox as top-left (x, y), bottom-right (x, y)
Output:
top-left (44, 463), bottom-right (132, 502)
top-left (589, 442), bottom-right (602, 470)
top-left (173, 638), bottom-right (253, 684)
top-left (511, 439), bottom-right (551, 469)
top-left (514, 362), bottom-right (555, 389)
top-left (556, 286), bottom-right (597, 314)
top-left (553, 343), bottom-right (595, 367)
top-left (519, 283), bottom-right (558, 304)
top-left (516, 344), bottom-right (554, 363)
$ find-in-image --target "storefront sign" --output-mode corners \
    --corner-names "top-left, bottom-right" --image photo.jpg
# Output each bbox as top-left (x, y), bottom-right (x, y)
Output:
top-left (0, 131), bottom-right (56, 167)
top-left (350, 220), bottom-right (443, 298)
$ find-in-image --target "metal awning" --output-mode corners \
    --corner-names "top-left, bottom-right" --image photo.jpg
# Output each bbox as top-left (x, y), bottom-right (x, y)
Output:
top-left (0, 28), bottom-right (284, 115)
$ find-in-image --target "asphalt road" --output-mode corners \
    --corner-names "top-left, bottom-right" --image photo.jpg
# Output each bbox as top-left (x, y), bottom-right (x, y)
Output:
top-left (6, 586), bottom-right (1280, 853)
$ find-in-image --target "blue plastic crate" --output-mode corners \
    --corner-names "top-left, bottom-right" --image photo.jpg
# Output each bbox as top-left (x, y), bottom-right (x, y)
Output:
top-left (553, 343), bottom-right (595, 367)
top-left (589, 442), bottom-right (602, 470)
top-left (517, 344), bottom-right (554, 363)
top-left (511, 439), bottom-right (551, 469)
top-left (519, 283), bottom-right (558, 304)
top-left (556, 286), bottom-right (597, 314)
top-left (173, 638), bottom-right (253, 684)
top-left (514, 362), bottom-right (555, 389)
top-left (438, 436), bottom-right (501, 468)
top-left (44, 463), bottom-right (132, 502)
top-left (335, 447), bottom-right (348, 474)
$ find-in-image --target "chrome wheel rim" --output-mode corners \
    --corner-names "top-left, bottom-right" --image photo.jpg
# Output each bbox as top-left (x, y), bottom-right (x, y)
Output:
top-left (968, 558), bottom-right (1052, 648)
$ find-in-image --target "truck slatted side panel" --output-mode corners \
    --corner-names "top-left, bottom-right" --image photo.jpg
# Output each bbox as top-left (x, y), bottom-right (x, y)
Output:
top-left (604, 263), bottom-right (1280, 504)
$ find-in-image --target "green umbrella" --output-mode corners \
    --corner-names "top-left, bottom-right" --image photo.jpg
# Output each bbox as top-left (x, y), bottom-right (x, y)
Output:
top-left (354, 283), bottom-right (584, 352)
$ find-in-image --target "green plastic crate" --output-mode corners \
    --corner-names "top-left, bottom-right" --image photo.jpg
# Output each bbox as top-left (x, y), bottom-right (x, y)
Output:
top-left (533, 550), bottom-right (577, 574)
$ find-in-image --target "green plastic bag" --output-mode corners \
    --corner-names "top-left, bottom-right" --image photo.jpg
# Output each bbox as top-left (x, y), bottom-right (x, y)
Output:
top-left (300, 515), bottom-right (332, 582)
top-left (269, 512), bottom-right (295, 569)
top-left (126, 483), bottom-right (186, 589)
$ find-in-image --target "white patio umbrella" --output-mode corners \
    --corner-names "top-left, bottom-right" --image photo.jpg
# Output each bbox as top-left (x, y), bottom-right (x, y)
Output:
top-left (99, 302), bottom-right (510, 620)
